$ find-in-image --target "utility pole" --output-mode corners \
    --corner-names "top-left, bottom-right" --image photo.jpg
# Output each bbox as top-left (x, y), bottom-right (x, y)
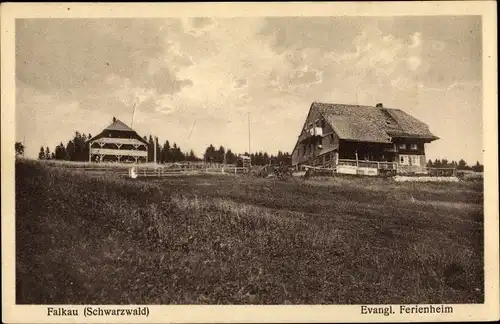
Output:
top-left (154, 136), bottom-right (158, 165)
top-left (248, 112), bottom-right (251, 156)
top-left (131, 101), bottom-right (138, 129)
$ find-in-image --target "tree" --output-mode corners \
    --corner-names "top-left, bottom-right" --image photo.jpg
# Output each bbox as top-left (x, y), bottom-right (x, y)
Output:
top-left (217, 146), bottom-right (226, 164)
top-left (148, 135), bottom-right (154, 162)
top-left (38, 146), bottom-right (45, 160)
top-left (186, 149), bottom-right (199, 162)
top-left (457, 159), bottom-right (468, 170)
top-left (472, 161), bottom-right (484, 172)
top-left (170, 143), bottom-right (185, 162)
top-left (427, 159), bottom-right (433, 167)
top-left (162, 140), bottom-right (171, 163)
top-left (226, 149), bottom-right (237, 164)
top-left (45, 147), bottom-right (51, 160)
top-left (15, 142), bottom-right (25, 157)
top-left (204, 144), bottom-right (217, 163)
top-left (155, 137), bottom-right (161, 163)
top-left (66, 140), bottom-right (75, 160)
top-left (72, 132), bottom-right (83, 161)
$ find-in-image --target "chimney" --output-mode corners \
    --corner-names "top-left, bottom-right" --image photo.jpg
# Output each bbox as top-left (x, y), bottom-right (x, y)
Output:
top-left (376, 103), bottom-right (383, 108)
top-left (113, 117), bottom-right (116, 122)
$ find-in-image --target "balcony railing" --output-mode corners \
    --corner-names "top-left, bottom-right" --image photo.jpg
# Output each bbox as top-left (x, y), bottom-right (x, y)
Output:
top-left (337, 159), bottom-right (397, 170)
top-left (299, 127), bottom-right (323, 143)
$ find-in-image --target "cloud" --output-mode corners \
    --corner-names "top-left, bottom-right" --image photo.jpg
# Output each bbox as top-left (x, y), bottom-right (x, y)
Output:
top-left (16, 19), bottom-right (193, 108)
top-left (234, 78), bottom-right (248, 89)
top-left (410, 32), bottom-right (422, 48)
top-left (289, 68), bottom-right (322, 87)
top-left (407, 56), bottom-right (422, 71)
top-left (189, 17), bottom-right (214, 29)
top-left (431, 40), bottom-right (446, 52)
top-left (15, 17), bottom-right (482, 165)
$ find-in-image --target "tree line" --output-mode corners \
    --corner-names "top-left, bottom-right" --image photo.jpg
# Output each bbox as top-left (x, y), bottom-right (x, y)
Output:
top-left (202, 144), bottom-right (292, 165)
top-left (17, 138), bottom-right (483, 171)
top-left (33, 132), bottom-right (292, 166)
top-left (427, 158), bottom-right (484, 172)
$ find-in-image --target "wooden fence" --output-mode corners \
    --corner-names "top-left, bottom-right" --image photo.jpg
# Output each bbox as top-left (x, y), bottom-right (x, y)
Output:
top-left (127, 165), bottom-right (249, 178)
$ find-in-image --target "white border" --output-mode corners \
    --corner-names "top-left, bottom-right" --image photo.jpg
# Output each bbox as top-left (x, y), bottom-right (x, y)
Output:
top-left (1, 2), bottom-right (498, 323)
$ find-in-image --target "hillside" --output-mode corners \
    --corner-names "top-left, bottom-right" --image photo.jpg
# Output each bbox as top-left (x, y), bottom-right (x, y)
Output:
top-left (15, 160), bottom-right (484, 304)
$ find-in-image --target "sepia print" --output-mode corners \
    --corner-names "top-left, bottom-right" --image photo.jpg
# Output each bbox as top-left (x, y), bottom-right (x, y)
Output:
top-left (2, 2), bottom-right (498, 323)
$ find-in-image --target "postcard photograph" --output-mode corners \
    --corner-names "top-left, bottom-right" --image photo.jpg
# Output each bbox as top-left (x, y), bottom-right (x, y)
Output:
top-left (1, 2), bottom-right (498, 323)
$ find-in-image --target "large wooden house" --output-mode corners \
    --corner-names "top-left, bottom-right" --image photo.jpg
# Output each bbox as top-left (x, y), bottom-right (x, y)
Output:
top-left (291, 102), bottom-right (439, 175)
top-left (88, 118), bottom-right (149, 163)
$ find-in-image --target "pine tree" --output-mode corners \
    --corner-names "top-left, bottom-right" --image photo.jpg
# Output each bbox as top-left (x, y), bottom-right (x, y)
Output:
top-left (162, 140), bottom-right (171, 163)
top-left (204, 144), bottom-right (216, 163)
top-left (66, 140), bottom-right (75, 160)
top-left (38, 146), bottom-right (45, 160)
top-left (55, 142), bottom-right (67, 160)
top-left (172, 143), bottom-right (178, 162)
top-left (155, 137), bottom-right (161, 163)
top-left (148, 135), bottom-right (154, 162)
top-left (15, 142), bottom-right (25, 157)
top-left (226, 149), bottom-right (236, 164)
top-left (187, 149), bottom-right (197, 161)
top-left (218, 146), bottom-right (226, 164)
top-left (458, 159), bottom-right (467, 170)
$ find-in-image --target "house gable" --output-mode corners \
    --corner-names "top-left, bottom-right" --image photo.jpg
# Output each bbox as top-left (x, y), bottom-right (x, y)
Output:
top-left (291, 104), bottom-right (340, 166)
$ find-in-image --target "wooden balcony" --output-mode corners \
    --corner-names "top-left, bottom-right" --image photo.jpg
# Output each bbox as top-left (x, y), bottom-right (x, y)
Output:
top-left (89, 138), bottom-right (147, 147)
top-left (299, 127), bottom-right (324, 143)
top-left (337, 159), bottom-right (397, 170)
top-left (90, 148), bottom-right (147, 157)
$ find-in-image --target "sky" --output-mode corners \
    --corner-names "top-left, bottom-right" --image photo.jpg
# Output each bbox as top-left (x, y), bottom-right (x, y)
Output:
top-left (16, 16), bottom-right (483, 164)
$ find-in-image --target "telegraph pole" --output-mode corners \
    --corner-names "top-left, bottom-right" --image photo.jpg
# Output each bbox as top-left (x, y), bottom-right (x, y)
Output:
top-left (248, 112), bottom-right (251, 155)
top-left (154, 136), bottom-right (158, 165)
top-left (131, 101), bottom-right (137, 129)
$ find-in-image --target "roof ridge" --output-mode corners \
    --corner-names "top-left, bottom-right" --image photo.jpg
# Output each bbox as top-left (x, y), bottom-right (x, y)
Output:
top-left (313, 101), bottom-right (400, 110)
top-left (104, 119), bottom-right (134, 132)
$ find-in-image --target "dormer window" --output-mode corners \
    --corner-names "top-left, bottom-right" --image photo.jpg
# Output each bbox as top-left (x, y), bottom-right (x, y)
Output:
top-left (410, 144), bottom-right (418, 150)
top-left (398, 143), bottom-right (407, 150)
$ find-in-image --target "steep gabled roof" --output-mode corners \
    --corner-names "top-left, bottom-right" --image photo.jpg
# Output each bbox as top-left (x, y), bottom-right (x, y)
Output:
top-left (87, 118), bottom-right (148, 145)
top-left (104, 119), bottom-right (135, 132)
top-left (313, 102), bottom-right (439, 143)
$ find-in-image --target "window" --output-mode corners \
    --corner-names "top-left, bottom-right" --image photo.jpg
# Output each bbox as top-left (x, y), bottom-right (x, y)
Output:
top-left (410, 156), bottom-right (418, 165)
top-left (410, 143), bottom-right (418, 150)
top-left (400, 155), bottom-right (408, 165)
top-left (398, 143), bottom-right (407, 150)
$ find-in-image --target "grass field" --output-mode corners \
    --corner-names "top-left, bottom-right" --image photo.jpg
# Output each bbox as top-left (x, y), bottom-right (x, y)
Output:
top-left (15, 159), bottom-right (484, 304)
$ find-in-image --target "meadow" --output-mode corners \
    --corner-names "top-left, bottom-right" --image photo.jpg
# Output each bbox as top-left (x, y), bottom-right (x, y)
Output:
top-left (15, 159), bottom-right (484, 304)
